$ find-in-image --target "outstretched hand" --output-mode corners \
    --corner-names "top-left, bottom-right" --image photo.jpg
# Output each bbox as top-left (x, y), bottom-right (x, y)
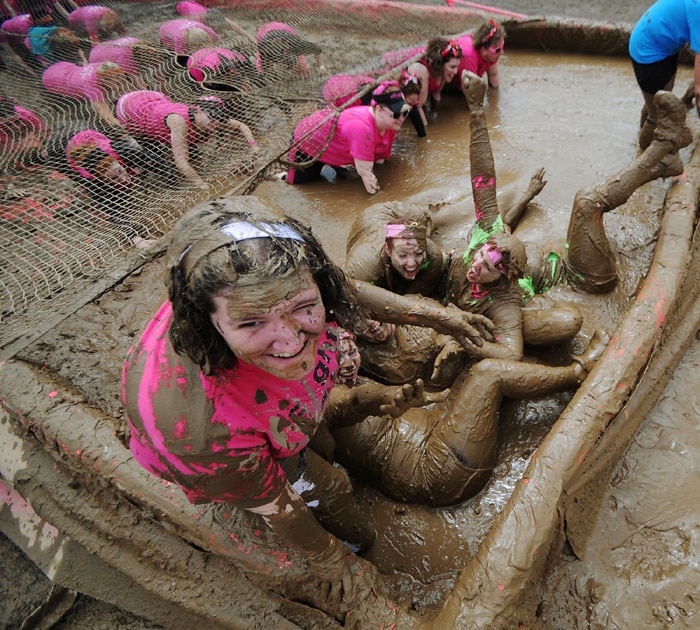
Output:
top-left (438, 304), bottom-right (495, 348)
top-left (527, 167), bottom-right (547, 198)
top-left (379, 379), bottom-right (449, 417)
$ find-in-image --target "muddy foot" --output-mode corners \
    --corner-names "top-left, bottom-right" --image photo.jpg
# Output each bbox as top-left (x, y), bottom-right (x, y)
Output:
top-left (650, 152), bottom-right (685, 179)
top-left (461, 70), bottom-right (486, 111)
top-left (653, 91), bottom-right (693, 151)
top-left (572, 330), bottom-right (610, 378)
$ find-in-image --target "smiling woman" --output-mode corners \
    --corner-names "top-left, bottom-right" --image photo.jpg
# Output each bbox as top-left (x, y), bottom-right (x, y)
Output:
top-left (121, 195), bottom-right (380, 619)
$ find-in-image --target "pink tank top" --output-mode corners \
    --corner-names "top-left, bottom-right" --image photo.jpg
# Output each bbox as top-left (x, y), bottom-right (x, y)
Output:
top-left (115, 90), bottom-right (196, 144)
top-left (89, 37), bottom-right (141, 75)
top-left (42, 62), bottom-right (108, 103)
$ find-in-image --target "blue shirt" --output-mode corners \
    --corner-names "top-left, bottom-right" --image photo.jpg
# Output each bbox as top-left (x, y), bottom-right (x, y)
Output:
top-left (629, 0), bottom-right (700, 63)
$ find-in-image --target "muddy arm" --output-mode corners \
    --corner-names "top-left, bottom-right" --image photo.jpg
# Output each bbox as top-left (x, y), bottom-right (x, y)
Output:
top-left (351, 279), bottom-right (494, 348)
top-left (502, 167), bottom-right (547, 230)
top-left (327, 380), bottom-right (448, 427)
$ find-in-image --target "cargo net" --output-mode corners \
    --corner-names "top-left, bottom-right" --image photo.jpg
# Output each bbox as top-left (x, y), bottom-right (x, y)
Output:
top-left (0, 0), bottom-right (487, 353)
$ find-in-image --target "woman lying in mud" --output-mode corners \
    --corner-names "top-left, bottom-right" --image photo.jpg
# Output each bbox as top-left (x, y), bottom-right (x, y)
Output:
top-left (326, 73), bottom-right (691, 506)
top-left (321, 327), bottom-right (607, 506)
top-left (445, 71), bottom-right (693, 358)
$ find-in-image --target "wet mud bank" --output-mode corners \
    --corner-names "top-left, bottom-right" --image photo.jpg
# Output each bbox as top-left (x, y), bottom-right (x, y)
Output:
top-left (3, 1), bottom-right (700, 628)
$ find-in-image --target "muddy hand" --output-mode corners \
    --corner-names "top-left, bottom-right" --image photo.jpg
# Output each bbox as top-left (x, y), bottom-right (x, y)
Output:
top-left (309, 537), bottom-right (356, 609)
top-left (431, 338), bottom-right (465, 383)
top-left (528, 167), bottom-right (547, 197)
top-left (440, 305), bottom-right (494, 348)
top-left (379, 380), bottom-right (449, 417)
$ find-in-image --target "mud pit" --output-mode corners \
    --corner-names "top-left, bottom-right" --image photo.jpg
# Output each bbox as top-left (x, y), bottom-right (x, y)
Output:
top-left (3, 1), bottom-right (700, 628)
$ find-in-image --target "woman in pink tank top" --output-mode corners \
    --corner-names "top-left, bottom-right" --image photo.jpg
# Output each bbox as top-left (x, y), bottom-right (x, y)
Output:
top-left (122, 197), bottom-right (376, 613)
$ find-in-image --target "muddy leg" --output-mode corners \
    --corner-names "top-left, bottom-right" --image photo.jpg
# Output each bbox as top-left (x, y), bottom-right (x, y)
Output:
top-left (639, 74), bottom-right (675, 150)
top-left (300, 449), bottom-right (376, 552)
top-left (432, 331), bottom-right (608, 473)
top-left (462, 70), bottom-right (500, 227)
top-left (522, 301), bottom-right (583, 346)
top-left (565, 91), bottom-right (691, 293)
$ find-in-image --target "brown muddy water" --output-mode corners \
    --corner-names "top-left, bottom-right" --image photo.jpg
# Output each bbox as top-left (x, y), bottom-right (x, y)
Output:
top-left (2, 44), bottom-right (700, 630)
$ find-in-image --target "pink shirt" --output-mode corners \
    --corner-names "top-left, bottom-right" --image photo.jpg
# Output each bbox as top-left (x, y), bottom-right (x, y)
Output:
top-left (382, 46), bottom-right (443, 94)
top-left (175, 1), bottom-right (208, 19)
top-left (255, 21), bottom-right (309, 75)
top-left (68, 5), bottom-right (122, 43)
top-left (66, 129), bottom-right (123, 179)
top-left (115, 90), bottom-right (196, 144)
top-left (158, 18), bottom-right (219, 54)
top-left (42, 62), bottom-right (109, 103)
top-left (292, 106), bottom-right (396, 167)
top-left (1, 13), bottom-right (32, 36)
top-left (449, 34), bottom-right (494, 88)
top-left (122, 301), bottom-right (339, 507)
top-left (89, 36), bottom-right (142, 75)
top-left (0, 104), bottom-right (46, 151)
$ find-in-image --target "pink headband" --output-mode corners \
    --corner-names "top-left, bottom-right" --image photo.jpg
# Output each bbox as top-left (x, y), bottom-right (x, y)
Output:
top-left (485, 244), bottom-right (506, 274)
top-left (384, 222), bottom-right (427, 241)
top-left (481, 19), bottom-right (499, 46)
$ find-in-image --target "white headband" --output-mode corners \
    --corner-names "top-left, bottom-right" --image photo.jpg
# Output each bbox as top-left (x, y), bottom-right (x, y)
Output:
top-left (220, 220), bottom-right (304, 242)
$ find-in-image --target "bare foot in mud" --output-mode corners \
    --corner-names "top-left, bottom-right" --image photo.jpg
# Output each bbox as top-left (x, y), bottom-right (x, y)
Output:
top-left (572, 330), bottom-right (610, 379)
top-left (461, 70), bottom-right (486, 111)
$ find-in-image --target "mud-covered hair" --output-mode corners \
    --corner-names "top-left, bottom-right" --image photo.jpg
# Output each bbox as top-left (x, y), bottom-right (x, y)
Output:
top-left (424, 37), bottom-right (462, 74)
top-left (165, 196), bottom-right (362, 372)
top-left (473, 19), bottom-right (506, 50)
top-left (487, 232), bottom-right (527, 282)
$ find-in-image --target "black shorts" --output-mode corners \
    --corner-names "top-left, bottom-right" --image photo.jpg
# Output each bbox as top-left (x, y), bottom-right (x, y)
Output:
top-left (631, 53), bottom-right (679, 94)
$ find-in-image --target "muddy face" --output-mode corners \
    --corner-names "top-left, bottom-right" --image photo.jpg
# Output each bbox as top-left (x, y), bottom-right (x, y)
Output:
top-left (385, 237), bottom-right (426, 280)
top-left (466, 244), bottom-right (503, 284)
top-left (337, 336), bottom-right (361, 386)
top-left (209, 273), bottom-right (326, 379)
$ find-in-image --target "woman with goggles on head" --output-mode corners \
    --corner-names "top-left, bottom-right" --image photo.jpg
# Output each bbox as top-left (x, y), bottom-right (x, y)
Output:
top-left (287, 81), bottom-right (410, 194)
top-left (320, 69), bottom-right (425, 137)
top-left (449, 19), bottom-right (505, 91)
top-left (383, 36), bottom-right (463, 130)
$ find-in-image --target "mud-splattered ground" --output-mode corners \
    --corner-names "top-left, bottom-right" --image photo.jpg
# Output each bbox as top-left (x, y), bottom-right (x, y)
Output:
top-left (4, 0), bottom-right (700, 628)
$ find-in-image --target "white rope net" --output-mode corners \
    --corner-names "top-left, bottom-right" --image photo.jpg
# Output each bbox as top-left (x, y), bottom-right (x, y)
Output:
top-left (0, 0), bottom-right (487, 353)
